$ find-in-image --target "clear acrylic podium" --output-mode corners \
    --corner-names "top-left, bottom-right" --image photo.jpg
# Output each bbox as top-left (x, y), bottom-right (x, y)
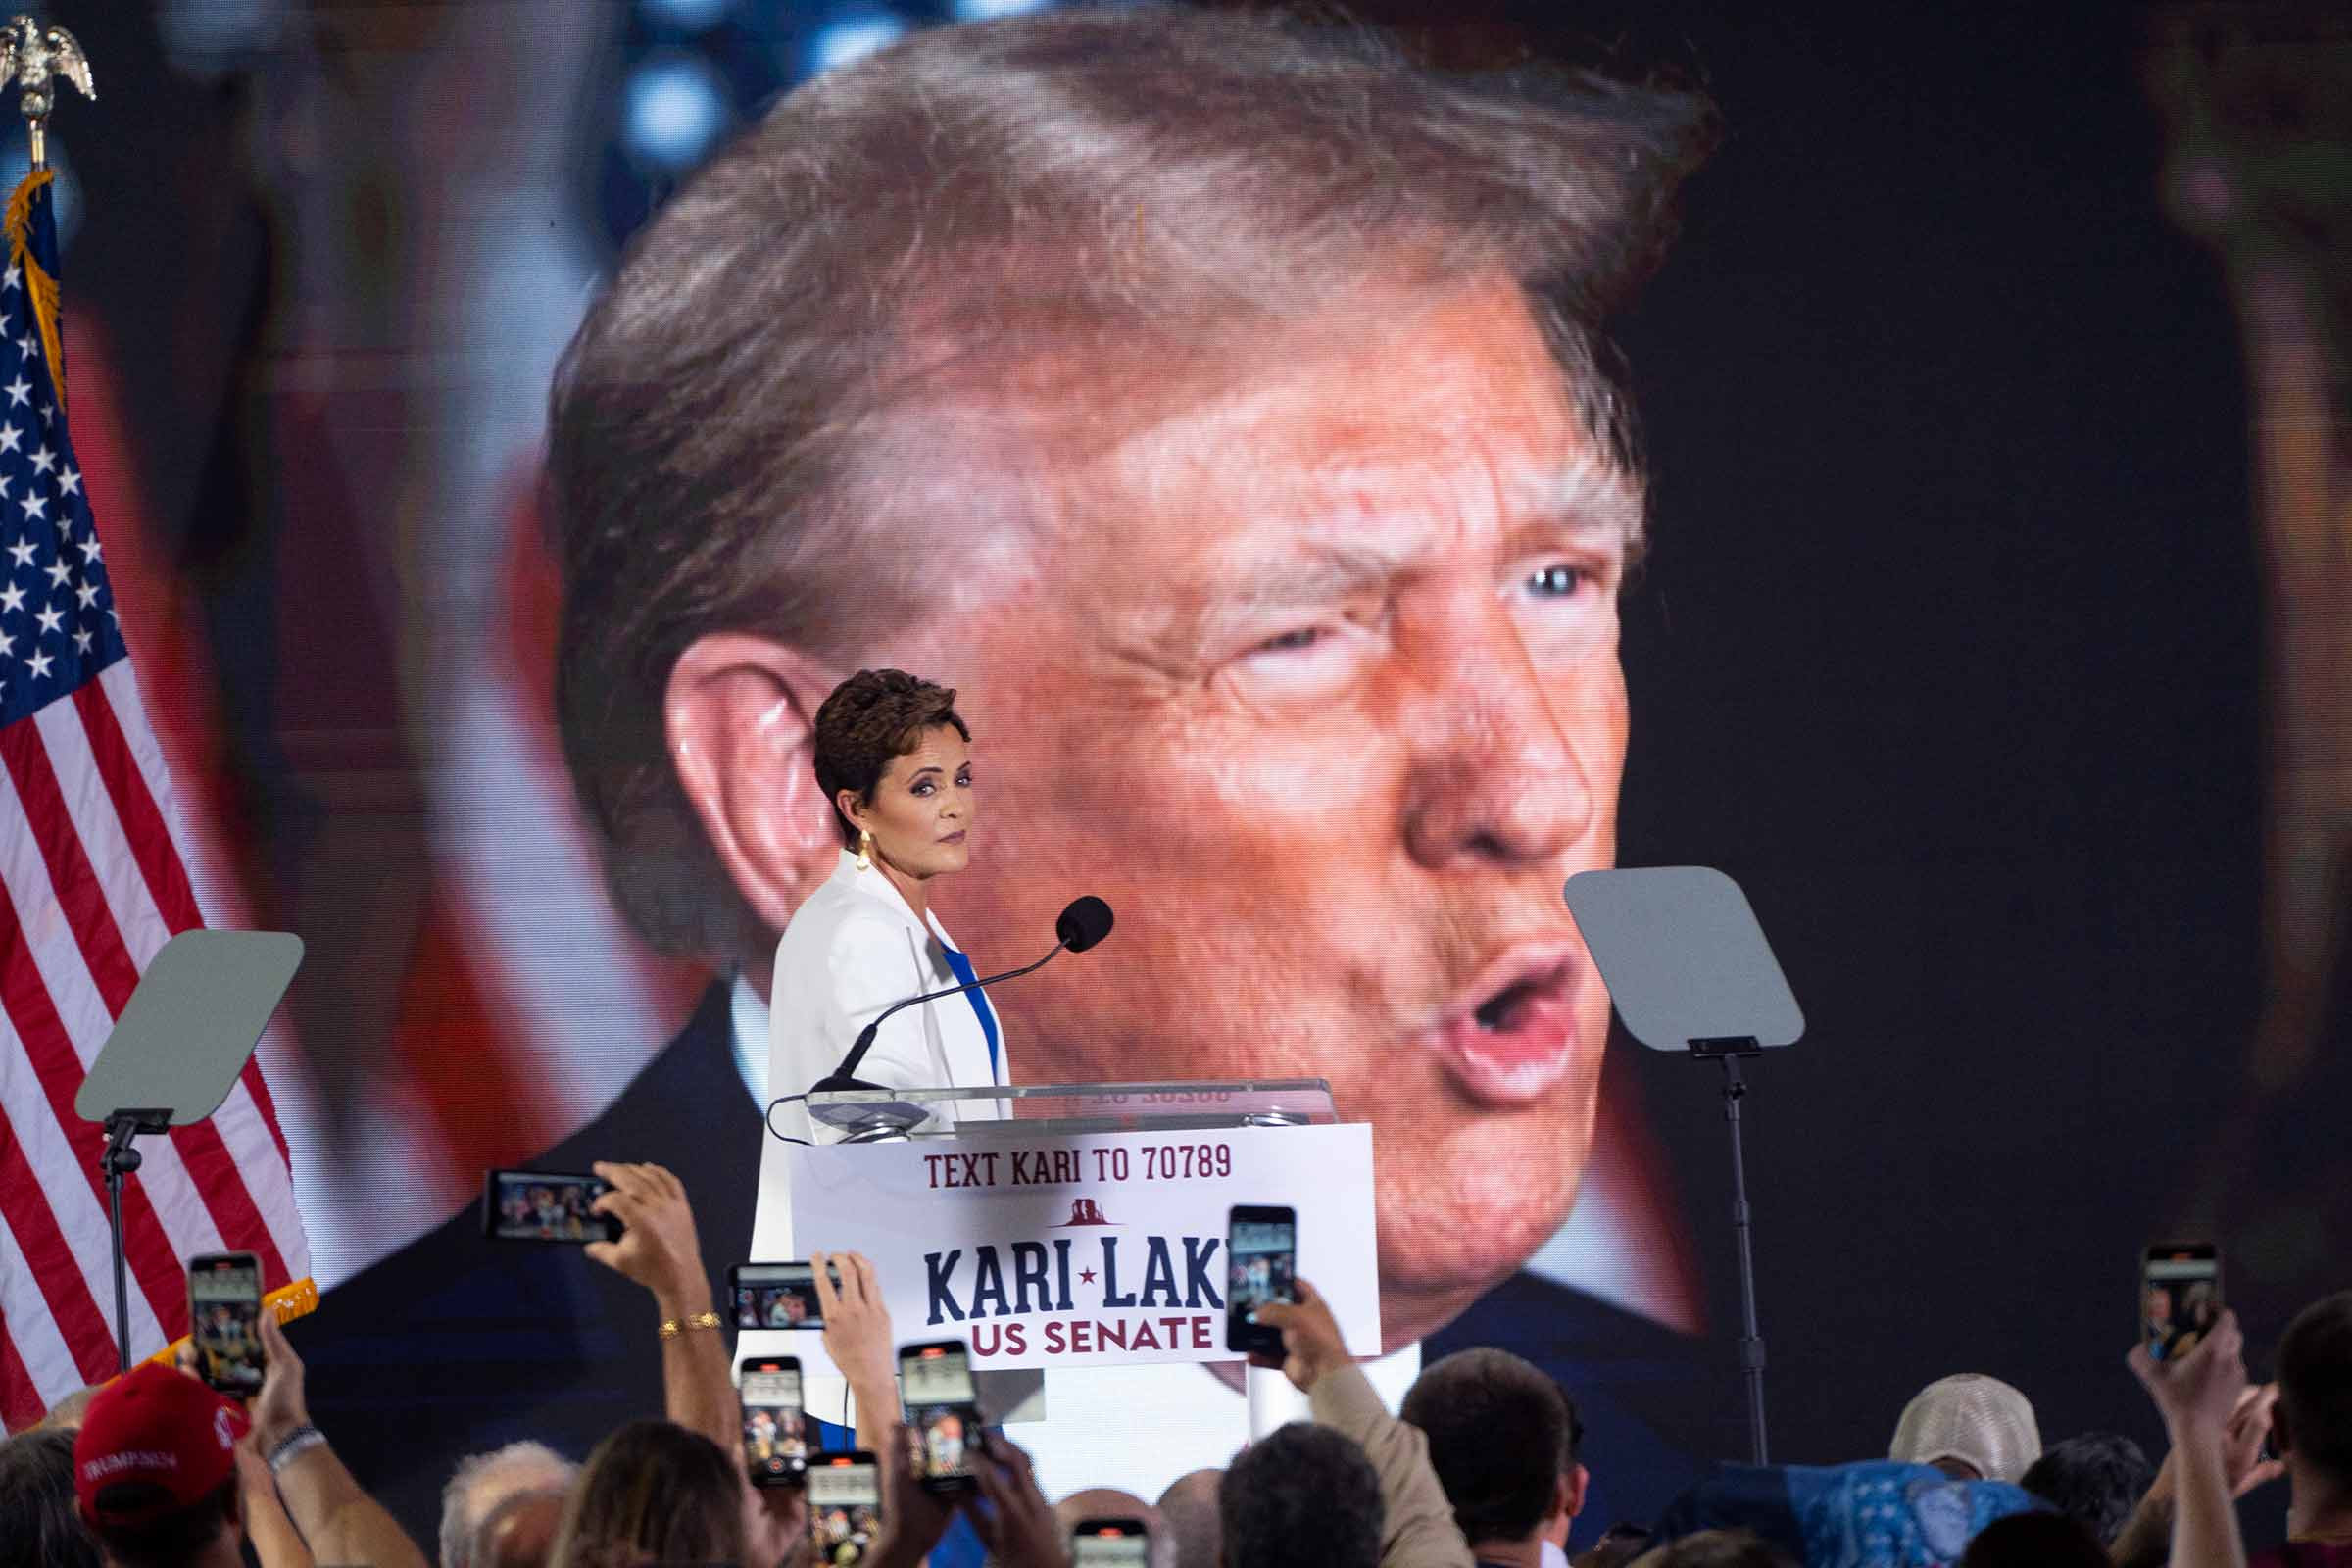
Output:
top-left (804, 1077), bottom-right (1340, 1141)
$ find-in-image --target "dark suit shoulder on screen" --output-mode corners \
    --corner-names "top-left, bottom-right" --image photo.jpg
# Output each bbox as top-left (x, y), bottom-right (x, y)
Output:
top-left (292, 981), bottom-right (758, 1544)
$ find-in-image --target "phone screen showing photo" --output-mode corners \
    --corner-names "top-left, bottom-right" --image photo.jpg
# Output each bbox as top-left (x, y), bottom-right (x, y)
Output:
top-left (901, 1344), bottom-right (980, 1485)
top-left (1226, 1211), bottom-right (1297, 1353)
top-left (2142, 1246), bottom-right (2222, 1362)
top-left (740, 1363), bottom-right (808, 1483)
top-left (730, 1262), bottom-right (826, 1329)
top-left (808, 1456), bottom-right (882, 1564)
top-left (189, 1255), bottom-right (264, 1394)
top-left (484, 1170), bottom-right (616, 1244)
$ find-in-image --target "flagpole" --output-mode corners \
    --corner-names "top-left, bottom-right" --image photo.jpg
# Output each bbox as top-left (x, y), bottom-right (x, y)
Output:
top-left (0, 14), bottom-right (95, 175)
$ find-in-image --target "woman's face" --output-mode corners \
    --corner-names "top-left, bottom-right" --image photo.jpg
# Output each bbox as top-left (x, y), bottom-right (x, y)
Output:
top-left (845, 724), bottom-right (974, 881)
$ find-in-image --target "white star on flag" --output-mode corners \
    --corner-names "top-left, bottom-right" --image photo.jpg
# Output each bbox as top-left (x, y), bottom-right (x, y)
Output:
top-left (34, 602), bottom-right (62, 634)
top-left (74, 580), bottom-right (97, 609)
top-left (1, 263), bottom-right (20, 291)
top-left (71, 627), bottom-right (90, 653)
top-left (58, 466), bottom-right (78, 496)
top-left (21, 492), bottom-right (46, 519)
top-left (0, 423), bottom-right (24, 454)
top-left (0, 630), bottom-right (11, 655)
top-left (2, 375), bottom-right (29, 407)
top-left (41, 557), bottom-right (67, 588)
top-left (0, 582), bottom-right (22, 613)
top-left (24, 648), bottom-right (51, 679)
top-left (29, 445), bottom-right (54, 474)
top-left (4, 536), bottom-right (29, 567)
top-left (75, 533), bottom-right (100, 563)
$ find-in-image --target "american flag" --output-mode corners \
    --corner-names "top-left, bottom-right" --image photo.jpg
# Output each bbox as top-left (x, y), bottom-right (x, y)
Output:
top-left (0, 172), bottom-right (309, 1428)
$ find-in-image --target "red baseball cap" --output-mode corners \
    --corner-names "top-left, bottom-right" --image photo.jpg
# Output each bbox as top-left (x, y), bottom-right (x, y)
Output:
top-left (73, 1363), bottom-right (251, 1526)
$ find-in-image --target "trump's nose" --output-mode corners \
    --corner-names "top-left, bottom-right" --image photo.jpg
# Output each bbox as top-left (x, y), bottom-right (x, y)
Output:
top-left (1400, 610), bottom-right (1598, 871)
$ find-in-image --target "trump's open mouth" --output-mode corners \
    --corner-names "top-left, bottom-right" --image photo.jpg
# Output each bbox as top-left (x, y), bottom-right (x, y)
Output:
top-left (1430, 943), bottom-right (1589, 1107)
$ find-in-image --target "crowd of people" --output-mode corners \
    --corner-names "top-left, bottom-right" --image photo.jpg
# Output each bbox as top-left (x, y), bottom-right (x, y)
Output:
top-left (4, 1161), bottom-right (2347, 1568)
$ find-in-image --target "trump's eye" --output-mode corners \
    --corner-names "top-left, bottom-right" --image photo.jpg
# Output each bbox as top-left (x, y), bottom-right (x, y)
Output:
top-left (1225, 615), bottom-right (1380, 705)
top-left (1523, 562), bottom-right (1595, 598)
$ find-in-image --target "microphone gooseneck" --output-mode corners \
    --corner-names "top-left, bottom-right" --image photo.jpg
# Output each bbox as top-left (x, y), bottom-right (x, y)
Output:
top-left (808, 896), bottom-right (1113, 1098)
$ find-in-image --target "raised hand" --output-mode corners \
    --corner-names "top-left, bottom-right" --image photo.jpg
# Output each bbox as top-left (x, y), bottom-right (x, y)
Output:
top-left (585, 1160), bottom-right (709, 1314)
top-left (1249, 1277), bottom-right (1352, 1393)
top-left (965, 1431), bottom-right (1068, 1568)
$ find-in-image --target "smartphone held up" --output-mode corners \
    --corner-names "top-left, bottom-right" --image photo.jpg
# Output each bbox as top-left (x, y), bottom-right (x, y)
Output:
top-left (808, 1452), bottom-right (883, 1565)
top-left (1073, 1518), bottom-right (1152, 1567)
top-left (1225, 1204), bottom-right (1298, 1358)
top-left (189, 1251), bottom-right (265, 1395)
top-left (900, 1340), bottom-right (985, 1494)
top-left (730, 1260), bottom-right (838, 1330)
top-left (481, 1169), bottom-right (621, 1244)
top-left (739, 1356), bottom-right (809, 1486)
top-left (2141, 1242), bottom-right (2222, 1362)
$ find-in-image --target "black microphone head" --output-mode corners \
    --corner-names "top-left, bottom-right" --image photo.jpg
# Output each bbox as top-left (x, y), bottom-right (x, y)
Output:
top-left (1055, 896), bottom-right (1113, 954)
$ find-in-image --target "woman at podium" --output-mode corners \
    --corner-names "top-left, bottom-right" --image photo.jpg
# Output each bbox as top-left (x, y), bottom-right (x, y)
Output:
top-left (766, 669), bottom-right (1009, 1143)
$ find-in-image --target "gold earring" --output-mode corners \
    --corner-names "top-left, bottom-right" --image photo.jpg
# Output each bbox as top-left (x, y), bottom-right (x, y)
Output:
top-left (856, 829), bottom-right (873, 871)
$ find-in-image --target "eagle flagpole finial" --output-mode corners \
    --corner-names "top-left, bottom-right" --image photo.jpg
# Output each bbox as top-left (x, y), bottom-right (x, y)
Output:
top-left (0, 15), bottom-right (94, 174)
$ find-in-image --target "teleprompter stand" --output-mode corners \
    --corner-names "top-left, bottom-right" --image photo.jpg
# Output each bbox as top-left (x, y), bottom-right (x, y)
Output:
top-left (75, 930), bottom-right (303, 1372)
top-left (1565, 868), bottom-right (1803, 1466)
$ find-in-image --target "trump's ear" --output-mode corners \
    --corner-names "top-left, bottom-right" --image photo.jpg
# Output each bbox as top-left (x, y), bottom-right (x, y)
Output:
top-left (664, 632), bottom-right (841, 941)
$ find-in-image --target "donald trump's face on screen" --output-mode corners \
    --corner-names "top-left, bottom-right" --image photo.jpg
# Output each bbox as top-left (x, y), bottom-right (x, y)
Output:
top-left (891, 274), bottom-right (1634, 1347)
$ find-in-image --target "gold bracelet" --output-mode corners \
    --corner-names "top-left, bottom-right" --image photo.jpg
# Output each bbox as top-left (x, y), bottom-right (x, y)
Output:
top-left (658, 1310), bottom-right (724, 1341)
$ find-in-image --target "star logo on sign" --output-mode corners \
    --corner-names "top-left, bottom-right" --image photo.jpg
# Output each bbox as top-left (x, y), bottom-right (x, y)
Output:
top-left (58, 466), bottom-right (79, 497)
top-left (29, 445), bottom-right (54, 475)
top-left (72, 626), bottom-right (90, 654)
top-left (2, 376), bottom-right (28, 408)
top-left (25, 649), bottom-right (52, 680)
top-left (0, 582), bottom-right (22, 614)
top-left (35, 602), bottom-right (63, 635)
top-left (4, 537), bottom-right (29, 568)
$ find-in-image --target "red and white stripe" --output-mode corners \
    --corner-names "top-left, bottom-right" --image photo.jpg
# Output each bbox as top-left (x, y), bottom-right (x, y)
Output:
top-left (0, 659), bottom-right (309, 1428)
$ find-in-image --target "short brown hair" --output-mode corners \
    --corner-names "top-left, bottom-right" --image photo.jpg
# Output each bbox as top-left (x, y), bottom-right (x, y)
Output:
top-left (1402, 1348), bottom-right (1579, 1546)
top-left (548, 8), bottom-right (1711, 960)
top-left (813, 670), bottom-right (970, 847)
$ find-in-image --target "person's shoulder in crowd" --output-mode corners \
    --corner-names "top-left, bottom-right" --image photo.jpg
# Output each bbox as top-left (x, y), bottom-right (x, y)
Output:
top-left (294, 981), bottom-right (757, 1544)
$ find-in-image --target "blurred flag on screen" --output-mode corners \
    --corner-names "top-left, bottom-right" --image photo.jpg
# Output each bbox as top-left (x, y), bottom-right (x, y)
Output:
top-left (0, 170), bottom-right (311, 1428)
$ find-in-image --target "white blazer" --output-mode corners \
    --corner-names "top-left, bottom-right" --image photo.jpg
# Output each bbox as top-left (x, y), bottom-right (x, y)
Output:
top-left (766, 849), bottom-right (1009, 1149)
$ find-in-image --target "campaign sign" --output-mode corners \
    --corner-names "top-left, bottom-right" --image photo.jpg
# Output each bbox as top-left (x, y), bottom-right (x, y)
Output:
top-left (779, 1123), bottom-right (1378, 1372)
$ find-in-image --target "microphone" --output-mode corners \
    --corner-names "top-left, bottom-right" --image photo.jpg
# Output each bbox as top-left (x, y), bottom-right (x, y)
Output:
top-left (809, 896), bottom-right (1114, 1097)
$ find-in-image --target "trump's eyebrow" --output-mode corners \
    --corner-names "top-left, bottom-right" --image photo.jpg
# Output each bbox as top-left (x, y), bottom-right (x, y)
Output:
top-left (1182, 463), bottom-right (1642, 649)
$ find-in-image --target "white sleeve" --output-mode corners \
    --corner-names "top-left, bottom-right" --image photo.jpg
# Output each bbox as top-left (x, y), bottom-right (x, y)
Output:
top-left (824, 909), bottom-right (942, 1099)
